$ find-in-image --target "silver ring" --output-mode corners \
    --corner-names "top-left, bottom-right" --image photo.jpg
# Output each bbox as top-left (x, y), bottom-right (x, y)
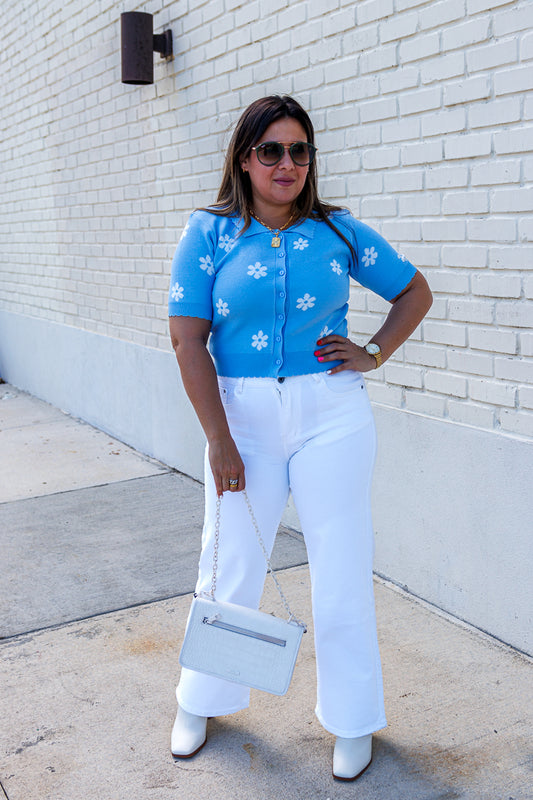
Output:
top-left (229, 478), bottom-right (238, 487)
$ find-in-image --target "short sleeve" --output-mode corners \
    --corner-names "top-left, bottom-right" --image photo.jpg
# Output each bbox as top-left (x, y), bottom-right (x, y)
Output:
top-left (168, 210), bottom-right (218, 320)
top-left (335, 212), bottom-right (417, 302)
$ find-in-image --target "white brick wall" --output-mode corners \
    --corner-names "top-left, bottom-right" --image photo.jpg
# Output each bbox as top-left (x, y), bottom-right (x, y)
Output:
top-left (0, 0), bottom-right (532, 438)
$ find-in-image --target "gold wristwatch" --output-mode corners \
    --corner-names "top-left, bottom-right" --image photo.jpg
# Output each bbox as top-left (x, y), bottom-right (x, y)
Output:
top-left (364, 342), bottom-right (383, 368)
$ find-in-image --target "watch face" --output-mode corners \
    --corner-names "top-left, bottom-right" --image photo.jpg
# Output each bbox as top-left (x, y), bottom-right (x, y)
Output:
top-left (366, 343), bottom-right (380, 355)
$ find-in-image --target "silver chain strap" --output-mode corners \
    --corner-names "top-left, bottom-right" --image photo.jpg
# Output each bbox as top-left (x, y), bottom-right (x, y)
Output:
top-left (208, 490), bottom-right (306, 630)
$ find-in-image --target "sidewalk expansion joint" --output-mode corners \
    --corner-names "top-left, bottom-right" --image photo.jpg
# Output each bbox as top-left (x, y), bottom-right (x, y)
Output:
top-left (0, 561), bottom-right (309, 645)
top-left (0, 469), bottom-right (176, 507)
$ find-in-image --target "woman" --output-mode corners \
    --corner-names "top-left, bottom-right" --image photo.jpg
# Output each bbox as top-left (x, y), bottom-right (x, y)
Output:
top-left (168, 95), bottom-right (432, 781)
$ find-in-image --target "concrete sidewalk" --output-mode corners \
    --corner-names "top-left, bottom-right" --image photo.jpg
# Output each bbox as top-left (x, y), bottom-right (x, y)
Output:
top-left (0, 384), bottom-right (531, 800)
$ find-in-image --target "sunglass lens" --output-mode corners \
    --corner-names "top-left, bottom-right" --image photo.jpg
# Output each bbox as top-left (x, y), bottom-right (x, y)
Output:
top-left (290, 142), bottom-right (308, 164)
top-left (290, 142), bottom-right (315, 165)
top-left (257, 142), bottom-right (284, 165)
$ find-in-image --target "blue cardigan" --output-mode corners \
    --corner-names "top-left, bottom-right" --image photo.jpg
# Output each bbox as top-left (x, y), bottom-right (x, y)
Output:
top-left (169, 209), bottom-right (416, 378)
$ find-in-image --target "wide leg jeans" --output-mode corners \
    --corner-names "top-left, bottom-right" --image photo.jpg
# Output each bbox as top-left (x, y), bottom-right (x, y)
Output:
top-left (177, 370), bottom-right (387, 738)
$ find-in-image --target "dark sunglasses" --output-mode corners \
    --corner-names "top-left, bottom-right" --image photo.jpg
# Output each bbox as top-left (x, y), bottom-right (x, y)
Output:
top-left (251, 140), bottom-right (318, 167)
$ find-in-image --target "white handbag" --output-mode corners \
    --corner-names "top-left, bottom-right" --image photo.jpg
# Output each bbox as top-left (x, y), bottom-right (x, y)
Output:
top-left (179, 491), bottom-right (306, 696)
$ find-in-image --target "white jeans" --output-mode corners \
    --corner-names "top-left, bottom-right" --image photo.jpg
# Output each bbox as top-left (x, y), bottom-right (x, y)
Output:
top-left (177, 371), bottom-right (386, 738)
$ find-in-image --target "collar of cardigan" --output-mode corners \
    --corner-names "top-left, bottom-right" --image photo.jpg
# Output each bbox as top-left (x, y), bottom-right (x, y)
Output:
top-left (233, 215), bottom-right (318, 240)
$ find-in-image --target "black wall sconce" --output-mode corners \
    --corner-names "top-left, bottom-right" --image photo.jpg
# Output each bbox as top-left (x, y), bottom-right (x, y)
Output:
top-left (121, 12), bottom-right (173, 85)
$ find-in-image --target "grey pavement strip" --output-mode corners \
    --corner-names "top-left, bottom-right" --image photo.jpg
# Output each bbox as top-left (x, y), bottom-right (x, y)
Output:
top-left (0, 471), bottom-right (308, 639)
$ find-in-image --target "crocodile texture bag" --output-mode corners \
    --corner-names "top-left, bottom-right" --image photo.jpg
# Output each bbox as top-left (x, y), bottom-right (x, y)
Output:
top-left (179, 492), bottom-right (306, 696)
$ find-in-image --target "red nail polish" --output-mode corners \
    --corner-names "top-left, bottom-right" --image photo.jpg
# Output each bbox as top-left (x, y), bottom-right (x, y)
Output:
top-left (317, 339), bottom-right (323, 346)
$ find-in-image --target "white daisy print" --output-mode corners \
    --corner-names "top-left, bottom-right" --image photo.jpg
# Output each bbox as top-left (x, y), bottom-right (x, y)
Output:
top-left (218, 234), bottom-right (235, 253)
top-left (252, 330), bottom-right (269, 351)
top-left (293, 238), bottom-right (309, 251)
top-left (216, 299), bottom-right (229, 317)
top-left (247, 262), bottom-right (268, 279)
top-left (331, 259), bottom-right (342, 275)
top-left (398, 253), bottom-right (407, 261)
top-left (296, 293), bottom-right (316, 311)
top-left (199, 255), bottom-right (215, 275)
top-left (171, 282), bottom-right (184, 301)
top-left (320, 325), bottom-right (333, 338)
top-left (362, 246), bottom-right (378, 267)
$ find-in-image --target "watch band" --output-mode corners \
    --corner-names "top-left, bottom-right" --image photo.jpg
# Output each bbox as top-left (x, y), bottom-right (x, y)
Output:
top-left (371, 350), bottom-right (382, 368)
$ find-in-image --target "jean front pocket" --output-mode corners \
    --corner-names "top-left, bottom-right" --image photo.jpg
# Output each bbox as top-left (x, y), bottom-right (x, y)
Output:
top-left (219, 385), bottom-right (230, 404)
top-left (322, 370), bottom-right (364, 394)
top-left (217, 376), bottom-right (243, 405)
top-left (218, 377), bottom-right (233, 405)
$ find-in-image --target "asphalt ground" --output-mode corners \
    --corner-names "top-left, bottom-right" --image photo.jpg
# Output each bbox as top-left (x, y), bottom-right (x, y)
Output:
top-left (0, 383), bottom-right (531, 800)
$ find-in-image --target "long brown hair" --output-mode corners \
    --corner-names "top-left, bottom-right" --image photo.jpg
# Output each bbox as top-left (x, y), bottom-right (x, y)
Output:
top-left (203, 95), bottom-right (355, 255)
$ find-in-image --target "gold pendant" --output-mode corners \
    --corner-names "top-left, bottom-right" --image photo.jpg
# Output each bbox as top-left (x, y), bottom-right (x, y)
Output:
top-left (271, 235), bottom-right (281, 248)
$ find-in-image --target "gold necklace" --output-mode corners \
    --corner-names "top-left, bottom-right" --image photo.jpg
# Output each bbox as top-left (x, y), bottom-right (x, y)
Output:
top-left (250, 210), bottom-right (297, 247)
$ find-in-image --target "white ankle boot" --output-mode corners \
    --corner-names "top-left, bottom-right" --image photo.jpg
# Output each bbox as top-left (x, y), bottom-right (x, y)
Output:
top-left (171, 706), bottom-right (208, 758)
top-left (332, 734), bottom-right (372, 781)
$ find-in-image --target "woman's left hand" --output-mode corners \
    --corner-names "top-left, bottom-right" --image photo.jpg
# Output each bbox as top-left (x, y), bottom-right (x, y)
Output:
top-left (314, 335), bottom-right (376, 374)
top-left (313, 272), bottom-right (433, 376)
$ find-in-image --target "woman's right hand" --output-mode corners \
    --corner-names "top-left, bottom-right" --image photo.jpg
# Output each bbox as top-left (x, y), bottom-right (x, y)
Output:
top-left (208, 435), bottom-right (246, 497)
